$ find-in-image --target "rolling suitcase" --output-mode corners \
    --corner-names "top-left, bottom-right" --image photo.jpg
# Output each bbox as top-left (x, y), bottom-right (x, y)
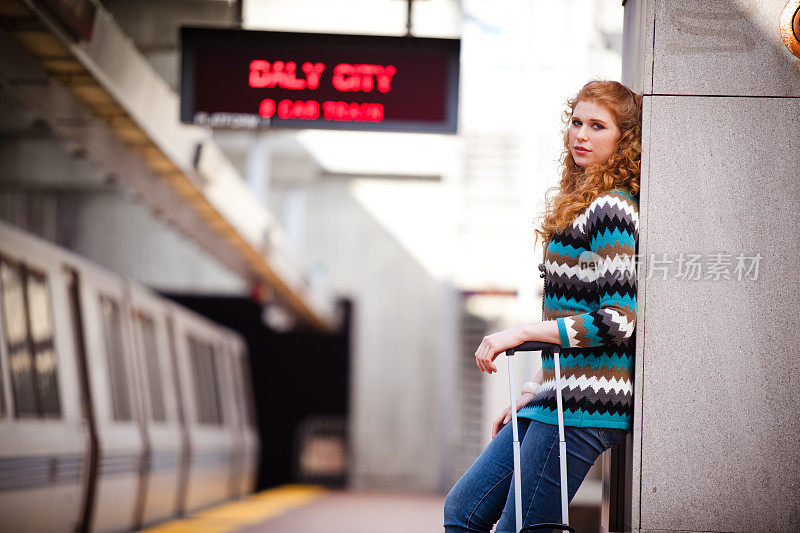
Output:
top-left (505, 341), bottom-right (574, 533)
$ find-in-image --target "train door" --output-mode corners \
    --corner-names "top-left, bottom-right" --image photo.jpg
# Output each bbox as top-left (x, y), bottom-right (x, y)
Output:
top-left (0, 223), bottom-right (88, 532)
top-left (163, 313), bottom-right (191, 517)
top-left (214, 332), bottom-right (258, 499)
top-left (75, 262), bottom-right (146, 532)
top-left (170, 307), bottom-right (234, 512)
top-left (213, 336), bottom-right (244, 499)
top-left (230, 335), bottom-right (259, 496)
top-left (128, 286), bottom-right (183, 527)
top-left (66, 266), bottom-right (100, 533)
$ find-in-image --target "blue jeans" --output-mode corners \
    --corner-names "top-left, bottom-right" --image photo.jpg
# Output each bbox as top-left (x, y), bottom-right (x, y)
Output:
top-left (443, 418), bottom-right (628, 532)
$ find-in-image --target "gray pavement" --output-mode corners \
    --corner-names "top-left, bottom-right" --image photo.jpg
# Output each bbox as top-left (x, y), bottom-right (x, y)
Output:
top-left (237, 489), bottom-right (447, 533)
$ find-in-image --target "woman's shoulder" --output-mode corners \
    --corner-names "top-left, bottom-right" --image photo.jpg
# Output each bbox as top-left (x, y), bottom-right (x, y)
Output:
top-left (585, 189), bottom-right (640, 234)
top-left (590, 188), bottom-right (639, 212)
top-left (566, 188), bottom-right (639, 236)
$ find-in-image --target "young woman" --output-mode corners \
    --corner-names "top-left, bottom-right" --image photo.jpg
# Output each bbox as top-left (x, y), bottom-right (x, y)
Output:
top-left (444, 80), bottom-right (642, 533)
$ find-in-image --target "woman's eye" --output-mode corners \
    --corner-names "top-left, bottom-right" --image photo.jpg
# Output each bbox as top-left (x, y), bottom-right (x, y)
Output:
top-left (572, 120), bottom-right (581, 127)
top-left (592, 123), bottom-right (604, 130)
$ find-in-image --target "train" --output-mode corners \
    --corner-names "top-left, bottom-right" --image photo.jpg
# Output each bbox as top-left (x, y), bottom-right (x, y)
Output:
top-left (0, 220), bottom-right (260, 532)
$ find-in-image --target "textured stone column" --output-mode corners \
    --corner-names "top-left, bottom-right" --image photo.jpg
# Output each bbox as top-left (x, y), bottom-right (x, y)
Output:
top-left (622, 1), bottom-right (800, 531)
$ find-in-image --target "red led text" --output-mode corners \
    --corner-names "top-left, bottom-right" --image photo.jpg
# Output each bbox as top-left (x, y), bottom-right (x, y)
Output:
top-left (249, 60), bottom-right (397, 93)
top-left (258, 98), bottom-right (384, 122)
top-left (322, 101), bottom-right (384, 121)
top-left (332, 64), bottom-right (396, 92)
top-left (249, 61), bottom-right (326, 90)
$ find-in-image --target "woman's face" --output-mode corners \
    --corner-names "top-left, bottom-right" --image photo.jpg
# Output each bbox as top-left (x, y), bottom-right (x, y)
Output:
top-left (568, 99), bottom-right (621, 167)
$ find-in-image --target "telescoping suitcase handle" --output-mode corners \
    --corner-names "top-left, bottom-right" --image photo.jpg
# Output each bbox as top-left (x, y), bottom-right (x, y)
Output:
top-left (506, 341), bottom-right (559, 356)
top-left (505, 341), bottom-right (575, 533)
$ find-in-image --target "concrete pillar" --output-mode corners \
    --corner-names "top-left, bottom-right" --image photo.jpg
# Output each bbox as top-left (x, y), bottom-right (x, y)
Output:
top-left (622, 1), bottom-right (800, 531)
top-left (246, 133), bottom-right (272, 207)
top-left (282, 186), bottom-right (305, 254)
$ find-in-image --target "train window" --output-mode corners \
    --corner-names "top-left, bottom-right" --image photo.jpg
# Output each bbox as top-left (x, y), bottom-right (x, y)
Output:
top-left (231, 354), bottom-right (252, 428)
top-left (100, 296), bottom-right (132, 421)
top-left (213, 347), bottom-right (229, 426)
top-left (188, 336), bottom-right (222, 425)
top-left (218, 346), bottom-right (238, 427)
top-left (0, 258), bottom-right (62, 418)
top-left (230, 355), bottom-right (246, 427)
top-left (26, 270), bottom-right (60, 417)
top-left (238, 351), bottom-right (257, 428)
top-left (137, 314), bottom-right (166, 422)
top-left (1, 260), bottom-right (38, 416)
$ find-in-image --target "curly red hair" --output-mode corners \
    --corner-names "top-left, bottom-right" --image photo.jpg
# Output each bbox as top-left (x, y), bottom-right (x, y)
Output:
top-left (534, 80), bottom-right (642, 256)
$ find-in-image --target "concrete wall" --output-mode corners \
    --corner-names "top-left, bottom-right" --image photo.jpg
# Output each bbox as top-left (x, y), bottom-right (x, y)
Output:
top-left (0, 105), bottom-right (247, 294)
top-left (55, 190), bottom-right (247, 294)
top-left (622, 1), bottom-right (800, 531)
top-left (270, 178), bottom-right (459, 491)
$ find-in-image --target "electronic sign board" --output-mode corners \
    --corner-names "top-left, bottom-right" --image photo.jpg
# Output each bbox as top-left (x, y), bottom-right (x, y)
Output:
top-left (180, 26), bottom-right (460, 133)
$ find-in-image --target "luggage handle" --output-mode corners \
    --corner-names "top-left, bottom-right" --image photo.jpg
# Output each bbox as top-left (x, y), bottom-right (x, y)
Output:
top-left (505, 341), bottom-right (572, 533)
top-left (506, 340), bottom-right (560, 356)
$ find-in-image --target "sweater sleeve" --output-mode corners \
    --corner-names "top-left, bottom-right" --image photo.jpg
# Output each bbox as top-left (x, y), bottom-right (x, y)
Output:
top-left (555, 193), bottom-right (638, 349)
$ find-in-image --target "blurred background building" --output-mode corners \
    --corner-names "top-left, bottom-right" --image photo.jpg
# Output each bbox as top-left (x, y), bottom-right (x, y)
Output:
top-left (0, 0), bottom-right (624, 496)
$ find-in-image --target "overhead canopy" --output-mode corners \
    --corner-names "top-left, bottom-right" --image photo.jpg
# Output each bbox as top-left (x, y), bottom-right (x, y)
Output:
top-left (0, 0), bottom-right (337, 332)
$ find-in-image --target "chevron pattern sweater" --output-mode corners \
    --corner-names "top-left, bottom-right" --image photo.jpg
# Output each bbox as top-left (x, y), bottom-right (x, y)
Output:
top-left (517, 188), bottom-right (639, 430)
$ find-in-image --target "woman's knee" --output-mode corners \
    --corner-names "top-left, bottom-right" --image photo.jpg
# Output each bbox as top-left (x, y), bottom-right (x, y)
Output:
top-left (443, 482), bottom-right (469, 525)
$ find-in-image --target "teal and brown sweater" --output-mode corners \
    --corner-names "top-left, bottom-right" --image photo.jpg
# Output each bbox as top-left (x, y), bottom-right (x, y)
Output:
top-left (517, 188), bottom-right (639, 430)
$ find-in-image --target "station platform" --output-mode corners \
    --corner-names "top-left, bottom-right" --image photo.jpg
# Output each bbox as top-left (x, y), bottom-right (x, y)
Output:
top-left (138, 485), bottom-right (447, 533)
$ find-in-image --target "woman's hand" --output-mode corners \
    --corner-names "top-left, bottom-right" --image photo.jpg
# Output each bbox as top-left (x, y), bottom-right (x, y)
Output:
top-left (491, 392), bottom-right (535, 439)
top-left (475, 326), bottom-right (526, 374)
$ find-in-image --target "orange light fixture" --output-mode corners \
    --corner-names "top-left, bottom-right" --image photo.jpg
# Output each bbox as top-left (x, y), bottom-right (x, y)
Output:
top-left (780, 0), bottom-right (800, 58)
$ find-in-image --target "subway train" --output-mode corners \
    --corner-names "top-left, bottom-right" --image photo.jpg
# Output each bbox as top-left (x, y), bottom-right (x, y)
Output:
top-left (0, 220), bottom-right (260, 532)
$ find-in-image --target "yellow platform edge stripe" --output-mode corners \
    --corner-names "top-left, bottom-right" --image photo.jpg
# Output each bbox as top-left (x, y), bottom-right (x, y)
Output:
top-left (138, 484), bottom-right (327, 533)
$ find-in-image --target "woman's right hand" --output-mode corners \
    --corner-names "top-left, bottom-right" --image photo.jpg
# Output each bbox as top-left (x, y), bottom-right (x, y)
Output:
top-left (491, 392), bottom-right (535, 439)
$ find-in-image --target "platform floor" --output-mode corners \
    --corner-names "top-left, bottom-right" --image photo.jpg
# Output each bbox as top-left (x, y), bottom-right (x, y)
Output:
top-left (138, 485), bottom-right (446, 533)
top-left (140, 482), bottom-right (601, 532)
top-left (239, 489), bottom-right (447, 533)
